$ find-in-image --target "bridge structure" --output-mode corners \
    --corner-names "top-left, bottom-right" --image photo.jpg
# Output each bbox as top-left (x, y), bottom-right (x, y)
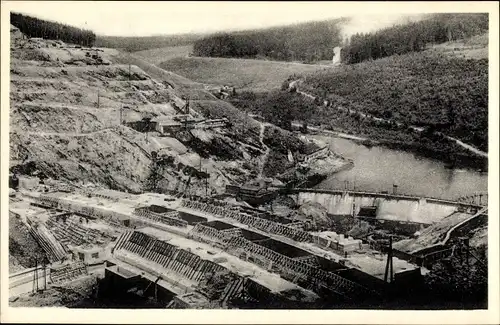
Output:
top-left (455, 192), bottom-right (488, 207)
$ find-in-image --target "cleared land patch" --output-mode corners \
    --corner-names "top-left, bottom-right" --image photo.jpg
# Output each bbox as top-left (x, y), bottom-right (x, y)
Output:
top-left (135, 45), bottom-right (193, 65)
top-left (159, 57), bottom-right (331, 91)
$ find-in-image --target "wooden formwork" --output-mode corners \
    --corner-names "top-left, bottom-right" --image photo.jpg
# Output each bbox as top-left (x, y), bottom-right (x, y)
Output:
top-left (50, 261), bottom-right (88, 283)
top-left (225, 236), bottom-right (378, 301)
top-left (112, 231), bottom-right (245, 303)
top-left (134, 207), bottom-right (188, 228)
top-left (181, 199), bottom-right (312, 242)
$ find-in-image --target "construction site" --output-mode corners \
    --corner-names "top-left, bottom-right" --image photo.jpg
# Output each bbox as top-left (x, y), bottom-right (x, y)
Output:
top-left (8, 173), bottom-right (488, 309)
top-left (7, 21), bottom-right (488, 310)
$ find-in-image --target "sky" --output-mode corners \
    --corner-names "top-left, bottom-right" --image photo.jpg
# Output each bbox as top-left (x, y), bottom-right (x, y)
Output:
top-left (6, 1), bottom-right (485, 37)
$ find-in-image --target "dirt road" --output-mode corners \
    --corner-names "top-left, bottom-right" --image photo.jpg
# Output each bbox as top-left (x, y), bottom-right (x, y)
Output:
top-left (293, 85), bottom-right (488, 158)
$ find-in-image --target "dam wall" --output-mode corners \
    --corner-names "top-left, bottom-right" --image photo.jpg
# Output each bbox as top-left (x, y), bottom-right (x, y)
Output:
top-left (295, 191), bottom-right (464, 224)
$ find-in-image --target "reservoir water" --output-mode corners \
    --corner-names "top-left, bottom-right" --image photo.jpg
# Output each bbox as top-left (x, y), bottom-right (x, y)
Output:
top-left (313, 135), bottom-right (488, 200)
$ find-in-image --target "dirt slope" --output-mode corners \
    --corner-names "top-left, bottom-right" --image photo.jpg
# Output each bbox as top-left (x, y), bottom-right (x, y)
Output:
top-left (9, 31), bottom-right (329, 195)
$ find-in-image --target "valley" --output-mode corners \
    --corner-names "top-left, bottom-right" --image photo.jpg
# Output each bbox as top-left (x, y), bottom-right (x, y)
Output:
top-left (6, 8), bottom-right (492, 313)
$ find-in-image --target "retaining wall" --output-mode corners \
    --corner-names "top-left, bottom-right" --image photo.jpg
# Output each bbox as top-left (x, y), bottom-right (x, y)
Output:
top-left (296, 192), bottom-right (460, 224)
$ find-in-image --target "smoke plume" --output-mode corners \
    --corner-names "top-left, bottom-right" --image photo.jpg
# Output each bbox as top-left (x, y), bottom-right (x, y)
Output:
top-left (340, 14), bottom-right (427, 44)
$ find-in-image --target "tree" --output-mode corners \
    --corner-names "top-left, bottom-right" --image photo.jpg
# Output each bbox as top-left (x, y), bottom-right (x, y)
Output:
top-left (424, 244), bottom-right (487, 307)
top-left (11, 12), bottom-right (96, 47)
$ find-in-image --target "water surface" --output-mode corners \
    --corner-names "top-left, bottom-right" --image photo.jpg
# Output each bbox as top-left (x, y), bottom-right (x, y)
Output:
top-left (314, 135), bottom-right (488, 201)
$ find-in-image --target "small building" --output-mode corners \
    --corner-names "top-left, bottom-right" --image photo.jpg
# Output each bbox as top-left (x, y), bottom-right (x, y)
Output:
top-left (103, 261), bottom-right (143, 294)
top-left (10, 25), bottom-right (25, 42)
top-left (312, 231), bottom-right (363, 254)
top-left (70, 244), bottom-right (108, 264)
top-left (18, 175), bottom-right (40, 190)
top-left (152, 115), bottom-right (203, 135)
top-left (152, 117), bottom-right (184, 134)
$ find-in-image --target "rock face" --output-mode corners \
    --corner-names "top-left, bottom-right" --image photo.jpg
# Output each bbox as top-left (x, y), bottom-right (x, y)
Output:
top-left (9, 29), bottom-right (330, 196)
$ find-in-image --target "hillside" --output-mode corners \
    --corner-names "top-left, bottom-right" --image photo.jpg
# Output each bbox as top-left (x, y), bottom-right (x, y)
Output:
top-left (223, 30), bottom-right (488, 167)
top-left (300, 48), bottom-right (488, 153)
top-left (9, 29), bottom-right (334, 197)
top-left (157, 56), bottom-right (330, 91)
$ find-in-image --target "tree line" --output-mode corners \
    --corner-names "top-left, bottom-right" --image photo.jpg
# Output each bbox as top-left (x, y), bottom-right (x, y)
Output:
top-left (95, 34), bottom-right (204, 52)
top-left (302, 51), bottom-right (488, 152)
top-left (341, 13), bottom-right (488, 64)
top-left (192, 19), bottom-right (346, 62)
top-left (11, 12), bottom-right (96, 47)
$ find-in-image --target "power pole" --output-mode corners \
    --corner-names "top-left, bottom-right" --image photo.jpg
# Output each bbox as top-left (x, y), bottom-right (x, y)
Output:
top-left (43, 262), bottom-right (47, 291)
top-left (33, 258), bottom-right (39, 293)
top-left (97, 90), bottom-right (100, 109)
top-left (384, 236), bottom-right (394, 283)
top-left (204, 169), bottom-right (208, 197)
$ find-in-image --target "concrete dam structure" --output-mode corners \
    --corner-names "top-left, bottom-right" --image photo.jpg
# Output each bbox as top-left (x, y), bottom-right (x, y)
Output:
top-left (294, 190), bottom-right (480, 224)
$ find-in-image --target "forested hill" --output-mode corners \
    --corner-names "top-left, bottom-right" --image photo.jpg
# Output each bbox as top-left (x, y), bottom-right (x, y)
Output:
top-left (191, 13), bottom-right (488, 64)
top-left (230, 46), bottom-right (488, 169)
top-left (300, 52), bottom-right (488, 152)
top-left (341, 13), bottom-right (488, 64)
top-left (95, 34), bottom-right (205, 52)
top-left (192, 18), bottom-right (347, 62)
top-left (10, 12), bottom-right (96, 47)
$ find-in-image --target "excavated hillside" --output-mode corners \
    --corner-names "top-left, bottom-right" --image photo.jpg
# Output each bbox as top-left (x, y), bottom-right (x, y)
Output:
top-left (9, 30), bottom-right (333, 195)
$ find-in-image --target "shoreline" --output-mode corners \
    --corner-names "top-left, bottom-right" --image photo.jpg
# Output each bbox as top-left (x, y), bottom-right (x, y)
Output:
top-left (294, 124), bottom-right (488, 173)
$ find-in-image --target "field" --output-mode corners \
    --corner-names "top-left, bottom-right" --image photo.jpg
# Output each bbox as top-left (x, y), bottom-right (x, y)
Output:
top-left (158, 56), bottom-right (331, 92)
top-left (9, 32), bottom-right (328, 196)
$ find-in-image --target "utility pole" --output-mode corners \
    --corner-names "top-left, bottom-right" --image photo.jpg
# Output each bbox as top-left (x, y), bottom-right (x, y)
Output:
top-left (205, 169), bottom-right (208, 197)
top-left (384, 236), bottom-right (394, 283)
top-left (43, 262), bottom-right (47, 291)
top-left (97, 90), bottom-right (100, 109)
top-left (33, 258), bottom-right (39, 293)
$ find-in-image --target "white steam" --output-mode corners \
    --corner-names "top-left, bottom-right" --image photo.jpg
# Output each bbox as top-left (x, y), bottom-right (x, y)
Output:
top-left (340, 14), bottom-right (427, 44)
